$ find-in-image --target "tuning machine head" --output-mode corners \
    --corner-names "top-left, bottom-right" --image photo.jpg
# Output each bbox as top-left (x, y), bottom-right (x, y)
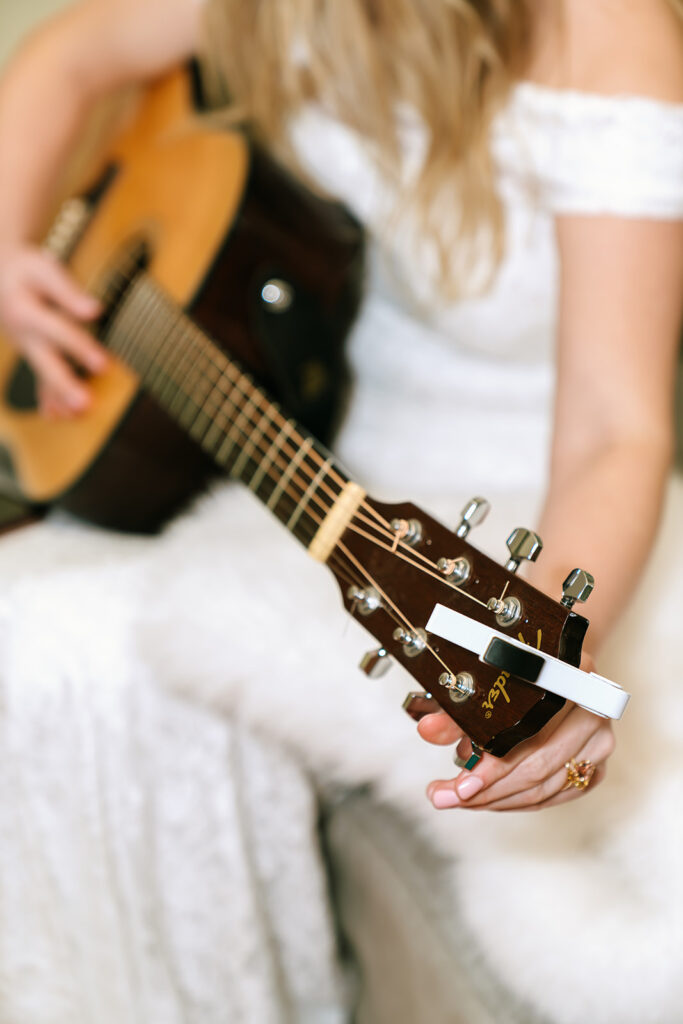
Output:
top-left (561, 569), bottom-right (595, 609)
top-left (456, 497), bottom-right (490, 539)
top-left (359, 647), bottom-right (393, 678)
top-left (505, 528), bottom-right (543, 573)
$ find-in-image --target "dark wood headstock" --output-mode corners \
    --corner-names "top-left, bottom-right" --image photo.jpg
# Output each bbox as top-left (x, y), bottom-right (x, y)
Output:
top-left (329, 496), bottom-right (588, 757)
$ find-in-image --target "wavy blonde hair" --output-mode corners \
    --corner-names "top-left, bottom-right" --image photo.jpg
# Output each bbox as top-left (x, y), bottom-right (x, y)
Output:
top-left (201, 0), bottom-right (531, 298)
top-left (201, 0), bottom-right (683, 298)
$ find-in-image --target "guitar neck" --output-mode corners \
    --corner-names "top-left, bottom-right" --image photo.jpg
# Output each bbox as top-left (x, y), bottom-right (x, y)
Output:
top-left (103, 274), bottom-right (355, 554)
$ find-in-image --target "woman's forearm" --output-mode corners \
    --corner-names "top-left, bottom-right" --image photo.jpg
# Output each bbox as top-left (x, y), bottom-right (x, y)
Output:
top-left (527, 437), bottom-right (673, 652)
top-left (0, 26), bottom-right (102, 247)
top-left (0, 0), bottom-right (201, 250)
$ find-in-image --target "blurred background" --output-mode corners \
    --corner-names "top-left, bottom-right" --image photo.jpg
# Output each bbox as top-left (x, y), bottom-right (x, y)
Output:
top-left (1, 1), bottom-right (69, 65)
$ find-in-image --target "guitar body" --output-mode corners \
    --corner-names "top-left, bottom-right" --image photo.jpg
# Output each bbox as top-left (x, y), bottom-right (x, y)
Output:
top-left (0, 70), bottom-right (364, 532)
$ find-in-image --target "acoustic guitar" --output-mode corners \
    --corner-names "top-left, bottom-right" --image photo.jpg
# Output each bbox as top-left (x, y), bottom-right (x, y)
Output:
top-left (0, 68), bottom-right (627, 765)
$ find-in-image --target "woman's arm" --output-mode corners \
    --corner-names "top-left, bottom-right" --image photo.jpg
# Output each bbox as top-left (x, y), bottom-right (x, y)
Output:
top-left (421, 0), bottom-right (683, 812)
top-left (421, 214), bottom-right (683, 813)
top-left (0, 0), bottom-right (202, 415)
top-left (529, 216), bottom-right (683, 648)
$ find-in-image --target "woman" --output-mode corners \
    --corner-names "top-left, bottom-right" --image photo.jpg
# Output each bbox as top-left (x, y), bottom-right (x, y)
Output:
top-left (0, 0), bottom-right (681, 1020)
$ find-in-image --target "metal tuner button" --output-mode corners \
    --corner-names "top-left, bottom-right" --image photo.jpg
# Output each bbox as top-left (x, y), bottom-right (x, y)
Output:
top-left (439, 671), bottom-right (475, 703)
top-left (561, 568), bottom-right (595, 609)
top-left (392, 627), bottom-right (427, 657)
top-left (437, 556), bottom-right (471, 584)
top-left (359, 647), bottom-right (393, 678)
top-left (456, 497), bottom-right (490, 539)
top-left (505, 528), bottom-right (543, 573)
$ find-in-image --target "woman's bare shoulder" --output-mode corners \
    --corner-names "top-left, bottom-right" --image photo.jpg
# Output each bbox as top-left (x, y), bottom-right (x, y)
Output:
top-left (529, 0), bottom-right (683, 102)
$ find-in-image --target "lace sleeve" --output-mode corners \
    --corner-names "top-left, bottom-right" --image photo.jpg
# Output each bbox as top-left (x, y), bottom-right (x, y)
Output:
top-left (497, 84), bottom-right (683, 219)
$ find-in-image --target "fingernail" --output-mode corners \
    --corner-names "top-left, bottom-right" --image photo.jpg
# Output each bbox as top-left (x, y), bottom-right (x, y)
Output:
top-left (456, 775), bottom-right (484, 800)
top-left (432, 788), bottom-right (460, 809)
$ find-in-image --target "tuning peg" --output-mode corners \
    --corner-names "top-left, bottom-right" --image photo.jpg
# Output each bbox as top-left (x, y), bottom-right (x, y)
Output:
top-left (505, 528), bottom-right (543, 573)
top-left (359, 647), bottom-right (393, 678)
top-left (347, 585), bottom-right (381, 617)
top-left (436, 556), bottom-right (471, 584)
top-left (402, 692), bottom-right (439, 721)
top-left (456, 497), bottom-right (490, 539)
top-left (392, 627), bottom-right (427, 658)
top-left (439, 671), bottom-right (475, 703)
top-left (561, 568), bottom-right (595, 609)
top-left (453, 742), bottom-right (483, 771)
top-left (390, 518), bottom-right (423, 547)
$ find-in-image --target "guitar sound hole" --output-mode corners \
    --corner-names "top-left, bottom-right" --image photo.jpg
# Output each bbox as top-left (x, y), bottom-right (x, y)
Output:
top-left (6, 359), bottom-right (38, 411)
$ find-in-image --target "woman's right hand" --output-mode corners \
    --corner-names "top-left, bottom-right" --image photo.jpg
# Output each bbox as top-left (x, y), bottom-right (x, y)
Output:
top-left (0, 244), bottom-right (107, 418)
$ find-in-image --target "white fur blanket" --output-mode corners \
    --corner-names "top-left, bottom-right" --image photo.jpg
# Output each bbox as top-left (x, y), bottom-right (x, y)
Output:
top-left (0, 473), bottom-right (681, 1024)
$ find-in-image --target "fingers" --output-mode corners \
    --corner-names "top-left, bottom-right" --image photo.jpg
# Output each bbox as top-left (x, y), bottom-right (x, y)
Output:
top-left (24, 336), bottom-right (91, 412)
top-left (427, 705), bottom-right (615, 812)
top-left (29, 250), bottom-right (101, 322)
top-left (454, 728), bottom-right (611, 811)
top-left (458, 707), bottom-right (603, 804)
top-left (0, 247), bottom-right (107, 416)
top-left (27, 302), bottom-right (108, 375)
top-left (37, 381), bottom-right (81, 420)
top-left (417, 711), bottom-right (464, 746)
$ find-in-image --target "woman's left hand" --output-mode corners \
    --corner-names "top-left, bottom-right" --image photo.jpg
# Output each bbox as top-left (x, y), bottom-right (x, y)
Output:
top-left (418, 691), bottom-right (615, 812)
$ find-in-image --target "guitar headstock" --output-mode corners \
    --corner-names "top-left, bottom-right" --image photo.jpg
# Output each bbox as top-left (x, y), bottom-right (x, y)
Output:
top-left (328, 495), bottom-right (591, 758)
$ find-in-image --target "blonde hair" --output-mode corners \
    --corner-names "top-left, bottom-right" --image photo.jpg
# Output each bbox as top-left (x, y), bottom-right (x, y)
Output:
top-left (201, 0), bottom-right (683, 298)
top-left (201, 0), bottom-right (531, 299)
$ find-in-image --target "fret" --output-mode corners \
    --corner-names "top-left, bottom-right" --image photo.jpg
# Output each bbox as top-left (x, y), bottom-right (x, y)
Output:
top-left (215, 389), bottom-right (262, 469)
top-left (287, 455), bottom-right (336, 533)
top-left (248, 419), bottom-right (295, 495)
top-left (113, 282), bottom-right (167, 377)
top-left (103, 273), bottom-right (352, 551)
top-left (143, 313), bottom-right (188, 405)
top-left (199, 365), bottom-right (240, 453)
top-left (181, 330), bottom-right (229, 443)
top-left (202, 362), bottom-right (257, 460)
top-left (267, 436), bottom-right (313, 511)
top-left (230, 405), bottom-right (277, 482)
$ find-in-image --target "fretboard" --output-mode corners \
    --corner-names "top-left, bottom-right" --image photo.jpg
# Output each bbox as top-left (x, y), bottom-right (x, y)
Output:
top-left (103, 274), bottom-right (349, 551)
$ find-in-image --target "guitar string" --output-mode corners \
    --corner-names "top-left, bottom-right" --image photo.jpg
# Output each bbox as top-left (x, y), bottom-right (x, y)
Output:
top-left (344, 521), bottom-right (490, 608)
top-left (114, 294), bottom-right (490, 613)
top-left (98, 271), bottom-right (493, 611)
top-left (98, 273), bottom-right (411, 543)
top-left (336, 541), bottom-right (455, 679)
top-left (105, 282), bottom-right (493, 625)
top-left (326, 552), bottom-right (412, 635)
top-left (109, 277), bottom-right (492, 615)
top-left (127, 281), bottom-right (487, 602)
top-left (92, 271), bottom-right (498, 698)
top-left (91, 270), bottom-right (420, 636)
top-left (97, 267), bottom-right (369, 546)
top-left (99, 271), bottom-right (402, 549)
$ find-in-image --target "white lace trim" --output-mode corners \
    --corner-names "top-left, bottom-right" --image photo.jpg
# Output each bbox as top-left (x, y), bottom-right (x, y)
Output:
top-left (496, 83), bottom-right (683, 218)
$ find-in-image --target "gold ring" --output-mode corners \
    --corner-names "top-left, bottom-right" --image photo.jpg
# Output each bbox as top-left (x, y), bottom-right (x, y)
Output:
top-left (562, 758), bottom-right (596, 792)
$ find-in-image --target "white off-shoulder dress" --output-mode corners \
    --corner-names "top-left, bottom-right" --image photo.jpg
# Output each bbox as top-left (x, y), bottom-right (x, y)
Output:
top-left (0, 85), bottom-right (682, 1024)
